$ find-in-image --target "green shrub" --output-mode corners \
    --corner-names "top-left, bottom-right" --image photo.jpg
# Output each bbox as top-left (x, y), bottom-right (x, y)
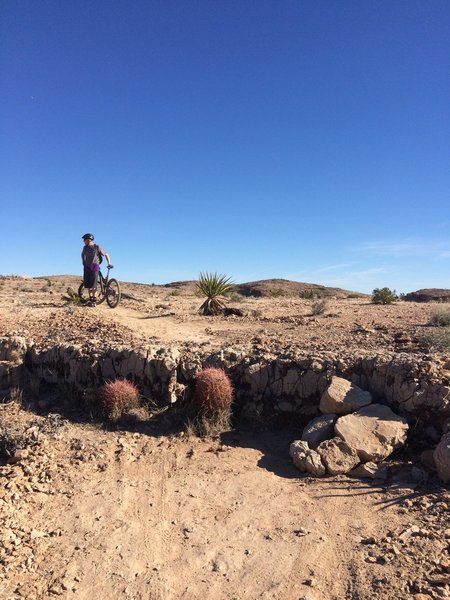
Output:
top-left (100, 379), bottom-right (141, 421)
top-left (300, 289), bottom-right (319, 300)
top-left (371, 287), bottom-right (398, 305)
top-left (429, 307), bottom-right (450, 327)
top-left (196, 272), bottom-right (234, 315)
top-left (269, 287), bottom-right (287, 297)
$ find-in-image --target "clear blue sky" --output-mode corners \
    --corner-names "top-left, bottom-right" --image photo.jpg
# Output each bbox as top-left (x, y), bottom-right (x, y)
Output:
top-left (1, 1), bottom-right (449, 293)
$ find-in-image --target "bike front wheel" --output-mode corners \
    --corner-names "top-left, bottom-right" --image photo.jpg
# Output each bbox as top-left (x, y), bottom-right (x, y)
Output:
top-left (106, 278), bottom-right (121, 308)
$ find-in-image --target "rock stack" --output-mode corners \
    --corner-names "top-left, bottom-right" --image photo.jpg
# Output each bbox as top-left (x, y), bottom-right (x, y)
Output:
top-left (290, 376), bottom-right (409, 477)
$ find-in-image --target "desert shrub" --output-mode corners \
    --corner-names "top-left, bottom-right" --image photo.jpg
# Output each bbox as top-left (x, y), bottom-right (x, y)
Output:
top-left (192, 368), bottom-right (233, 436)
top-left (300, 289), bottom-right (319, 300)
top-left (196, 272), bottom-right (234, 315)
top-left (310, 299), bottom-right (328, 316)
top-left (371, 287), bottom-right (398, 305)
top-left (99, 379), bottom-right (141, 421)
top-left (269, 287), bottom-right (287, 297)
top-left (228, 292), bottom-right (244, 303)
top-left (169, 289), bottom-right (181, 297)
top-left (62, 287), bottom-right (84, 305)
top-left (421, 328), bottom-right (450, 352)
top-left (429, 307), bottom-right (450, 327)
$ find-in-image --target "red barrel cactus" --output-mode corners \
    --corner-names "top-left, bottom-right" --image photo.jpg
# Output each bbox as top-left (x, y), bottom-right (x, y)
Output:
top-left (194, 368), bottom-right (233, 415)
top-left (100, 379), bottom-right (140, 421)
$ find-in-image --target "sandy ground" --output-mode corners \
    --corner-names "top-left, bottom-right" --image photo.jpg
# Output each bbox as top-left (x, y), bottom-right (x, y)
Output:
top-left (0, 275), bottom-right (449, 599)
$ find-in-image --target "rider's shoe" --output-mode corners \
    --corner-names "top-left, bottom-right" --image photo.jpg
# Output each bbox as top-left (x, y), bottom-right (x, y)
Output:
top-left (86, 300), bottom-right (96, 307)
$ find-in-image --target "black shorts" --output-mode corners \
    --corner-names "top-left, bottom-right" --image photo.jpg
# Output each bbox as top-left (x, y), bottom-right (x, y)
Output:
top-left (83, 267), bottom-right (99, 289)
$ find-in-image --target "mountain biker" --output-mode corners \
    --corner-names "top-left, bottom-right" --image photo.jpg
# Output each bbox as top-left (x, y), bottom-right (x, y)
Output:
top-left (81, 233), bottom-right (113, 306)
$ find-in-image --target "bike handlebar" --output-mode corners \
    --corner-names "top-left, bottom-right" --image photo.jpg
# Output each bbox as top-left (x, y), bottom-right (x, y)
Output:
top-left (107, 265), bottom-right (114, 270)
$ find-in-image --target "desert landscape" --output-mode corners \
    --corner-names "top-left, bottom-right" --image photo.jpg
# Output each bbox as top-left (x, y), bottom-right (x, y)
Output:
top-left (0, 274), bottom-right (449, 600)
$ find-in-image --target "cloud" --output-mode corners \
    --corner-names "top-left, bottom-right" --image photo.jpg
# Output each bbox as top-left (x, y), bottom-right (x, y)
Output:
top-left (316, 263), bottom-right (352, 273)
top-left (355, 239), bottom-right (450, 259)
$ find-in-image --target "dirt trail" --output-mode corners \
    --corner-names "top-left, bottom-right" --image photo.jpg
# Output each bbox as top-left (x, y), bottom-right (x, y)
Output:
top-left (2, 409), bottom-right (430, 600)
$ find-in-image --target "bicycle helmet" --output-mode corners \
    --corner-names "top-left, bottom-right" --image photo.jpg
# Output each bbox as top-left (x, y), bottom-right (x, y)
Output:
top-left (82, 233), bottom-right (94, 240)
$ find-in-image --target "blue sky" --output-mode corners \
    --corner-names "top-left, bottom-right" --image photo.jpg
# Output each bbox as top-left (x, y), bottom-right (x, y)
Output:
top-left (1, 1), bottom-right (449, 293)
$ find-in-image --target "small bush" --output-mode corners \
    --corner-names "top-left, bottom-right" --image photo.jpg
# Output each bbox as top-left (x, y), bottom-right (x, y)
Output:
top-left (421, 328), bottom-right (450, 352)
top-left (228, 292), bottom-right (244, 303)
top-left (372, 287), bottom-right (398, 305)
top-left (300, 289), bottom-right (319, 300)
top-left (310, 299), bottom-right (328, 316)
top-left (62, 287), bottom-right (84, 305)
top-left (269, 287), bottom-right (287, 298)
top-left (429, 307), bottom-right (450, 327)
top-left (99, 379), bottom-right (141, 421)
top-left (192, 368), bottom-right (233, 436)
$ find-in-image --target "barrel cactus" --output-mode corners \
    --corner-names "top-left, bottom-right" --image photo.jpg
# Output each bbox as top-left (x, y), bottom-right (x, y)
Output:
top-left (192, 368), bottom-right (233, 435)
top-left (100, 379), bottom-right (140, 421)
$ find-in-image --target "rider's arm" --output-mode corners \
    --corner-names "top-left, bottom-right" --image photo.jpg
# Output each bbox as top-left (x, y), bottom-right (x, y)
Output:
top-left (103, 252), bottom-right (112, 267)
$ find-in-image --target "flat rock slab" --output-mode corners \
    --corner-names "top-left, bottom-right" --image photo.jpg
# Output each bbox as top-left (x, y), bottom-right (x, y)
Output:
top-left (335, 403), bottom-right (409, 462)
top-left (319, 376), bottom-right (372, 415)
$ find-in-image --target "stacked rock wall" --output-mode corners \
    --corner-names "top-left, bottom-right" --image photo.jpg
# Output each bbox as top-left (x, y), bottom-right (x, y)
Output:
top-left (0, 337), bottom-right (449, 425)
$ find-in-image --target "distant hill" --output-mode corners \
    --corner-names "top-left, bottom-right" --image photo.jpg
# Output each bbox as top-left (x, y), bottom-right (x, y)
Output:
top-left (404, 288), bottom-right (450, 302)
top-left (233, 279), bottom-right (365, 298)
top-left (27, 275), bottom-right (366, 299)
top-left (164, 278), bottom-right (366, 298)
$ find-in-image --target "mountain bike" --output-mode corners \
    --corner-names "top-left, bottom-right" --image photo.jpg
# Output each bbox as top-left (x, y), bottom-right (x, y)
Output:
top-left (78, 266), bottom-right (121, 308)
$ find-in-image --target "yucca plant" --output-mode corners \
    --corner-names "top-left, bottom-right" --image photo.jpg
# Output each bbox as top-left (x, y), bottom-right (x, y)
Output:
top-left (196, 272), bottom-right (234, 315)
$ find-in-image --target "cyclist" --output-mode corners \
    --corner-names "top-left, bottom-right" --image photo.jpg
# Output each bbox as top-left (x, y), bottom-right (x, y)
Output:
top-left (81, 233), bottom-right (113, 306)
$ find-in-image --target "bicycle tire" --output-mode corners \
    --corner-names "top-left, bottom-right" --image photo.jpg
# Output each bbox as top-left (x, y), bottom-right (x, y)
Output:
top-left (106, 278), bottom-right (121, 308)
top-left (77, 279), bottom-right (106, 304)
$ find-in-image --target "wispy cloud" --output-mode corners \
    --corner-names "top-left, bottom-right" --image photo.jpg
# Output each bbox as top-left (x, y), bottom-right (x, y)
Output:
top-left (316, 263), bottom-right (352, 273)
top-left (355, 238), bottom-right (450, 258)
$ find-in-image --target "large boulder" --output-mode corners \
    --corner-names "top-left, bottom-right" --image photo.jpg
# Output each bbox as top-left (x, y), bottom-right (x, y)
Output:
top-left (316, 437), bottom-right (360, 475)
top-left (301, 414), bottom-right (338, 449)
top-left (335, 404), bottom-right (409, 462)
top-left (434, 433), bottom-right (450, 483)
top-left (319, 377), bottom-right (372, 415)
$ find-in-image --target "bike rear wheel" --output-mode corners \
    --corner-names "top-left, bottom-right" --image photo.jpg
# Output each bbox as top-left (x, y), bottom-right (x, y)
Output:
top-left (77, 280), bottom-right (106, 304)
top-left (106, 278), bottom-right (121, 308)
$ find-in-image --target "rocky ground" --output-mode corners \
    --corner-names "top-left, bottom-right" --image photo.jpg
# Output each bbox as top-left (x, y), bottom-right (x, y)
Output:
top-left (0, 275), bottom-right (445, 358)
top-left (0, 275), bottom-right (449, 599)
